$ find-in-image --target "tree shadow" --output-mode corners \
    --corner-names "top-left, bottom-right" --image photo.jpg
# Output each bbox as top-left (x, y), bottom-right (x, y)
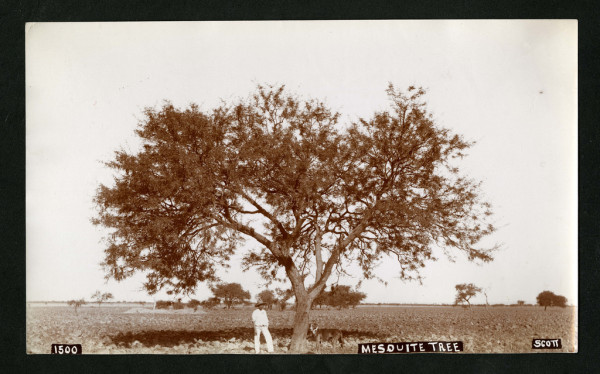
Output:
top-left (108, 328), bottom-right (290, 348)
top-left (108, 328), bottom-right (380, 348)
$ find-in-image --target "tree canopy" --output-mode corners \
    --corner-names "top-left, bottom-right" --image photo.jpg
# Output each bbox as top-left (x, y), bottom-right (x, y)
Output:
top-left (210, 283), bottom-right (250, 309)
top-left (274, 288), bottom-right (294, 310)
top-left (454, 283), bottom-right (482, 308)
top-left (93, 84), bottom-right (497, 351)
top-left (91, 291), bottom-right (113, 307)
top-left (200, 297), bottom-right (220, 309)
top-left (67, 299), bottom-right (86, 314)
top-left (536, 291), bottom-right (567, 310)
top-left (314, 284), bottom-right (366, 309)
top-left (257, 290), bottom-right (277, 309)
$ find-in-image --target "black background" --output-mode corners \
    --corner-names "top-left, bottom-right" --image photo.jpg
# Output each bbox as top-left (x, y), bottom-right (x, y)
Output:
top-left (2, 0), bottom-right (598, 373)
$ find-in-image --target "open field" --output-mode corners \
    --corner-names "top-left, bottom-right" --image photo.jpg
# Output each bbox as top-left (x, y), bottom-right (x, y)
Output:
top-left (26, 305), bottom-right (576, 354)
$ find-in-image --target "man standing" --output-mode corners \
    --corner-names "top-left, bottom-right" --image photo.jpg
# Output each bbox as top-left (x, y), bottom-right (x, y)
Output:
top-left (252, 302), bottom-right (274, 353)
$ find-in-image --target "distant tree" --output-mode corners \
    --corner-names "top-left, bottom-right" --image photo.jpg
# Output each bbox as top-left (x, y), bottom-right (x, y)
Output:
top-left (554, 295), bottom-right (568, 308)
top-left (537, 291), bottom-right (555, 310)
top-left (313, 290), bottom-right (331, 309)
top-left (200, 297), bottom-right (220, 309)
top-left (91, 291), bottom-right (114, 307)
top-left (327, 285), bottom-right (367, 309)
top-left (155, 300), bottom-right (172, 309)
top-left (67, 299), bottom-right (86, 314)
top-left (91, 291), bottom-right (101, 305)
top-left (257, 290), bottom-right (277, 310)
top-left (536, 291), bottom-right (567, 310)
top-left (517, 300), bottom-right (525, 306)
top-left (274, 288), bottom-right (294, 311)
top-left (454, 283), bottom-right (482, 309)
top-left (188, 299), bottom-right (201, 311)
top-left (346, 289), bottom-right (367, 309)
top-left (173, 298), bottom-right (185, 310)
top-left (211, 283), bottom-right (250, 309)
top-left (312, 285), bottom-right (366, 309)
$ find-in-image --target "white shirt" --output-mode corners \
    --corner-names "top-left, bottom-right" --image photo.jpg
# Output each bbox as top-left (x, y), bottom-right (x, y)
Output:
top-left (252, 309), bottom-right (269, 326)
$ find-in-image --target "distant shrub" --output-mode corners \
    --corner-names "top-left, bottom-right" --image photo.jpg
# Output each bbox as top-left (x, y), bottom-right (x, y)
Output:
top-left (156, 300), bottom-right (172, 309)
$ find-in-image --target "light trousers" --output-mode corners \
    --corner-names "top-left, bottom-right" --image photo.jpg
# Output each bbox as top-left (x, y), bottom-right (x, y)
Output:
top-left (254, 325), bottom-right (274, 353)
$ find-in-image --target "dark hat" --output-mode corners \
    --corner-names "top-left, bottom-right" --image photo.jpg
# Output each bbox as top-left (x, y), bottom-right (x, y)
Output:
top-left (255, 302), bottom-right (267, 307)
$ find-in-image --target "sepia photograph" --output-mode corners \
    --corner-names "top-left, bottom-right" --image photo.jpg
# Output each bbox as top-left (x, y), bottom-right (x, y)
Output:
top-left (26, 20), bottom-right (577, 354)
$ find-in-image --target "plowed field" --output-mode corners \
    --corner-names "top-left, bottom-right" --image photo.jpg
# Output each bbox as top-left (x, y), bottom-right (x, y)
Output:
top-left (26, 305), bottom-right (576, 354)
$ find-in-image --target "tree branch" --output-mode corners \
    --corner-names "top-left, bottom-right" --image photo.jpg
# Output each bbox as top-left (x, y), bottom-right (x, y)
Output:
top-left (240, 190), bottom-right (290, 238)
top-left (308, 205), bottom-right (377, 298)
top-left (214, 213), bottom-right (274, 251)
top-left (314, 225), bottom-right (323, 284)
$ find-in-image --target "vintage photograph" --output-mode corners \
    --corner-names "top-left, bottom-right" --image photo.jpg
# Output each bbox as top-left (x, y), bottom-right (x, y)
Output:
top-left (26, 20), bottom-right (577, 354)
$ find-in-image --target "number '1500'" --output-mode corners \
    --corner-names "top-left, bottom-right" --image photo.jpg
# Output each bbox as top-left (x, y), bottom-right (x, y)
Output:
top-left (51, 344), bottom-right (82, 354)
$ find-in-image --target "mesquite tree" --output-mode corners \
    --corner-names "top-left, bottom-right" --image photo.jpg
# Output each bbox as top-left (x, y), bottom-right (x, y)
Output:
top-left (91, 290), bottom-right (113, 307)
top-left (536, 291), bottom-right (567, 310)
top-left (454, 283), bottom-right (482, 309)
top-left (93, 84), bottom-right (497, 352)
top-left (211, 282), bottom-right (251, 309)
top-left (257, 290), bottom-right (277, 309)
top-left (67, 299), bottom-right (86, 314)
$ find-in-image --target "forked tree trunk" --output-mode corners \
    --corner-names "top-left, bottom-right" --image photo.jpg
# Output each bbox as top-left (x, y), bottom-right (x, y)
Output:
top-left (289, 295), bottom-right (312, 353)
top-left (279, 232), bottom-right (338, 353)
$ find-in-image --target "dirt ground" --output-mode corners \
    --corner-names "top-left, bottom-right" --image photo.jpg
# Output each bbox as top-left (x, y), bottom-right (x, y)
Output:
top-left (26, 305), bottom-right (577, 354)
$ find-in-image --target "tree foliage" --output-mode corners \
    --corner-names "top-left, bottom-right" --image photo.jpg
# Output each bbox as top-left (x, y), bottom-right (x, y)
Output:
top-left (210, 283), bottom-right (250, 309)
top-left (257, 290), bottom-right (277, 309)
top-left (67, 299), bottom-right (86, 314)
top-left (274, 288), bottom-right (294, 310)
top-left (91, 291), bottom-right (113, 307)
top-left (454, 283), bottom-right (482, 309)
top-left (93, 84), bottom-right (497, 351)
top-left (200, 297), bottom-right (221, 309)
top-left (313, 289), bottom-right (330, 309)
top-left (187, 298), bottom-right (201, 311)
top-left (155, 300), bottom-right (173, 309)
top-left (313, 285), bottom-right (366, 309)
top-left (536, 291), bottom-right (567, 310)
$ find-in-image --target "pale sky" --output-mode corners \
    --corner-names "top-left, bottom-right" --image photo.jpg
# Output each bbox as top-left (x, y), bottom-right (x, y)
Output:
top-left (26, 20), bottom-right (577, 305)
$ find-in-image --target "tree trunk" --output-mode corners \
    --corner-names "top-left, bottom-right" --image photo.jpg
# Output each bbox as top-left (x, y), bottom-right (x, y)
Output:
top-left (314, 228), bottom-right (323, 283)
top-left (288, 295), bottom-right (312, 353)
